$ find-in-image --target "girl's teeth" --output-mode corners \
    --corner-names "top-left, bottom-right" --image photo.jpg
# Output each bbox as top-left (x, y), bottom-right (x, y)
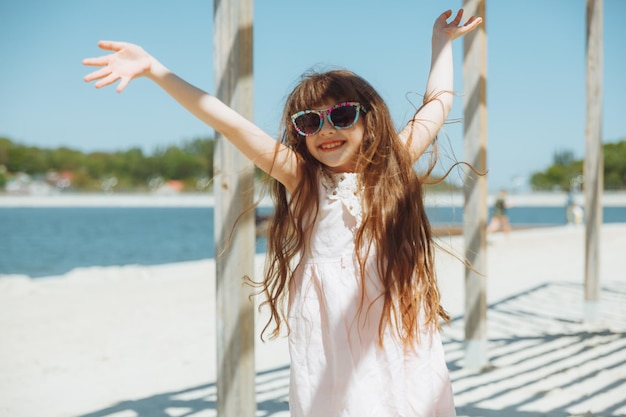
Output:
top-left (321, 142), bottom-right (341, 150)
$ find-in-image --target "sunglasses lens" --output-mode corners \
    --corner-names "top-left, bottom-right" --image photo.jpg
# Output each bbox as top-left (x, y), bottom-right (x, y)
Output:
top-left (292, 103), bottom-right (362, 136)
top-left (330, 105), bottom-right (358, 128)
top-left (294, 113), bottom-right (322, 135)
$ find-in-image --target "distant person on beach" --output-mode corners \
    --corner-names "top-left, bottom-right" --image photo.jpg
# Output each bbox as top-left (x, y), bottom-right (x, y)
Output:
top-left (83, 9), bottom-right (481, 417)
top-left (565, 187), bottom-right (584, 225)
top-left (487, 189), bottom-right (511, 234)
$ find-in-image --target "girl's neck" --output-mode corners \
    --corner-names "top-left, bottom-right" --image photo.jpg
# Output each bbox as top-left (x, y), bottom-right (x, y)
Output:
top-left (322, 166), bottom-right (356, 176)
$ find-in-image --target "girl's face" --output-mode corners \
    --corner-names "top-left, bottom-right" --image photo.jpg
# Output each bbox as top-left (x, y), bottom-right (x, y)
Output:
top-left (300, 102), bottom-right (365, 173)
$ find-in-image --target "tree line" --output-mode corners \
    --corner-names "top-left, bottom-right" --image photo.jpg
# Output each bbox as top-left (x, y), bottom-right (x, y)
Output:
top-left (530, 139), bottom-right (626, 191)
top-left (0, 136), bottom-right (215, 192)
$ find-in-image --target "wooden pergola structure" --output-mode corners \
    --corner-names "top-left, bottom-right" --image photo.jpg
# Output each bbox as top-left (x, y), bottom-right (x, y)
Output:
top-left (213, 0), bottom-right (256, 416)
top-left (460, 0), bottom-right (604, 370)
top-left (213, 0), bottom-right (604, 413)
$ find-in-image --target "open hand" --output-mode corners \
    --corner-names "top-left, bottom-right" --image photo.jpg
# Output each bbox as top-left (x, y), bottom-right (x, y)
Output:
top-left (83, 40), bottom-right (153, 93)
top-left (434, 9), bottom-right (483, 41)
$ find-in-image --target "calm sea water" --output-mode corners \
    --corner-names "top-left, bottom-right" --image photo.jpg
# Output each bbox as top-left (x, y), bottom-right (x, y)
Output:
top-left (2, 205), bottom-right (625, 278)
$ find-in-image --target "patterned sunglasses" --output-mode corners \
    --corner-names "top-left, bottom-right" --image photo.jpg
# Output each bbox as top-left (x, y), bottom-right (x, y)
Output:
top-left (290, 102), bottom-right (365, 137)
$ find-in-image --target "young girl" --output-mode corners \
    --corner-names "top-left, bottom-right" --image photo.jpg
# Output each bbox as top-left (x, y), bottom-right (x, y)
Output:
top-left (83, 9), bottom-right (481, 417)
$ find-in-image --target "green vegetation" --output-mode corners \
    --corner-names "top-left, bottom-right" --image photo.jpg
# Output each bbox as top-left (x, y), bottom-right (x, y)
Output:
top-left (0, 136), bottom-right (215, 192)
top-left (530, 139), bottom-right (626, 191)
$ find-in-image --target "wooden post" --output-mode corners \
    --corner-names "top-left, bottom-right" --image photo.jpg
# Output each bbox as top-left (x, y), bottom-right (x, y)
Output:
top-left (213, 0), bottom-right (256, 416)
top-left (584, 0), bottom-right (603, 323)
top-left (462, 0), bottom-right (489, 370)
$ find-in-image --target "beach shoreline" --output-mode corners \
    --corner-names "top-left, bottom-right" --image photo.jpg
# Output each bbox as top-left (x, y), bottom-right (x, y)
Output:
top-left (2, 190), bottom-right (626, 207)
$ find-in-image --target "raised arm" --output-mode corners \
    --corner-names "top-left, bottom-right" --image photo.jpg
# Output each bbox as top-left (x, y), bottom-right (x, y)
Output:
top-left (83, 41), bottom-right (300, 191)
top-left (399, 9), bottom-right (482, 162)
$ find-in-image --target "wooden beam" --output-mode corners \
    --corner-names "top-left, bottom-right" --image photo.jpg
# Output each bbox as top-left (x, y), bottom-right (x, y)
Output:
top-left (213, 0), bottom-right (256, 415)
top-left (584, 0), bottom-right (603, 323)
top-left (462, 0), bottom-right (489, 370)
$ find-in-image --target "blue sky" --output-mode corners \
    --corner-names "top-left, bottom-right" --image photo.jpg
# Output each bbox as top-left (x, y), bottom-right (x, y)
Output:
top-left (1, 1), bottom-right (624, 192)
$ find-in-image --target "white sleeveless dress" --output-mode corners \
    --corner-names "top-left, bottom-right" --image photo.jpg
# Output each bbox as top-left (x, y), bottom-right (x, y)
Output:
top-left (287, 170), bottom-right (456, 417)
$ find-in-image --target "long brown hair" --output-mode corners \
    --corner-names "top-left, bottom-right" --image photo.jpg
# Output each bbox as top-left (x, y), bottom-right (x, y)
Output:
top-left (259, 69), bottom-right (449, 347)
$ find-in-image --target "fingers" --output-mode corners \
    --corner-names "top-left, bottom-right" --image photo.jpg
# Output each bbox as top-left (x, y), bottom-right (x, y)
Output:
top-left (464, 16), bottom-right (483, 28)
top-left (461, 16), bottom-right (483, 33)
top-left (83, 66), bottom-right (110, 83)
top-left (450, 8), bottom-right (464, 25)
top-left (437, 9), bottom-right (453, 25)
top-left (82, 56), bottom-right (108, 67)
top-left (82, 41), bottom-right (120, 67)
top-left (82, 41), bottom-right (125, 69)
top-left (83, 40), bottom-right (134, 92)
top-left (440, 8), bottom-right (482, 34)
top-left (94, 73), bottom-right (121, 89)
top-left (438, 9), bottom-right (462, 24)
top-left (96, 40), bottom-right (125, 52)
top-left (84, 69), bottom-right (128, 93)
top-left (116, 78), bottom-right (130, 93)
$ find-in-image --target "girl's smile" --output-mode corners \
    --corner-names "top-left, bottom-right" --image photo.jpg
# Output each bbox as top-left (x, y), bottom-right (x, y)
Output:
top-left (305, 104), bottom-right (365, 173)
top-left (318, 139), bottom-right (346, 151)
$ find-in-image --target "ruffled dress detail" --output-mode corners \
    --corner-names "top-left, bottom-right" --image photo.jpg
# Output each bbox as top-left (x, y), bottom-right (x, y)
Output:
top-left (287, 169), bottom-right (456, 417)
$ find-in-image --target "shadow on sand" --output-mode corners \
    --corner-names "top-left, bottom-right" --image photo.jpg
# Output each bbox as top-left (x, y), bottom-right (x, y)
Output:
top-left (77, 365), bottom-right (289, 417)
top-left (446, 280), bottom-right (626, 417)
top-left (77, 281), bottom-right (626, 417)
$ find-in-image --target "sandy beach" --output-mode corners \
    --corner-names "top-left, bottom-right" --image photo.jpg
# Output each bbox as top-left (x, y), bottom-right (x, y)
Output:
top-left (1, 223), bottom-right (625, 417)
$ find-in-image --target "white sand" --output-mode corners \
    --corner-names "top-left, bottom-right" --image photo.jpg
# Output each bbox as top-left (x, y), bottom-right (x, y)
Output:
top-left (1, 224), bottom-right (625, 417)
